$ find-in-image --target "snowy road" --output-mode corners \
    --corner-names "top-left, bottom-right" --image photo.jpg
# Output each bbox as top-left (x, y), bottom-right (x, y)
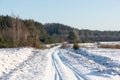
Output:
top-left (0, 46), bottom-right (120, 80)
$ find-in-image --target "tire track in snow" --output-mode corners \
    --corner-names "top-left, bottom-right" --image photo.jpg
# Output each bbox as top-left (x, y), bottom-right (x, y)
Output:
top-left (58, 49), bottom-right (91, 80)
top-left (65, 62), bottom-right (90, 80)
top-left (52, 53), bottom-right (62, 80)
top-left (51, 48), bottom-right (78, 80)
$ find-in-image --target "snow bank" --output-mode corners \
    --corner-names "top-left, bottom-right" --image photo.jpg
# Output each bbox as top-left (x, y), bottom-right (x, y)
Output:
top-left (0, 48), bottom-right (33, 78)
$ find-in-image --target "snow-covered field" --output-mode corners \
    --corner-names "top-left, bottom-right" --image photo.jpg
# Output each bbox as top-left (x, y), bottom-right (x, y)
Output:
top-left (0, 43), bottom-right (120, 80)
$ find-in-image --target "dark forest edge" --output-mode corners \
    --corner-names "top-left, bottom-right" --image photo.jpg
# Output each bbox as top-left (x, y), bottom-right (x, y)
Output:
top-left (0, 15), bottom-right (120, 48)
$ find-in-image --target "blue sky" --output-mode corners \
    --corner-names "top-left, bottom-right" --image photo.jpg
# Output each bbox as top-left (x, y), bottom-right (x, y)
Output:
top-left (0, 0), bottom-right (120, 31)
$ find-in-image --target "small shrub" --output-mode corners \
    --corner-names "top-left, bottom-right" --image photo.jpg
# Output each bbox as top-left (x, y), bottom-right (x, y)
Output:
top-left (61, 43), bottom-right (70, 49)
top-left (39, 45), bottom-right (47, 49)
top-left (50, 44), bottom-right (58, 48)
top-left (73, 43), bottom-right (79, 50)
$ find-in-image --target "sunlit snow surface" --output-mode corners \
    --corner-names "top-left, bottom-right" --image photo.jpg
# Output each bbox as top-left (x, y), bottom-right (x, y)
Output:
top-left (0, 44), bottom-right (120, 80)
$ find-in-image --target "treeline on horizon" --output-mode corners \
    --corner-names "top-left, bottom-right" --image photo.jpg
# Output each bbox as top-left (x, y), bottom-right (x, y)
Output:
top-left (0, 15), bottom-right (120, 48)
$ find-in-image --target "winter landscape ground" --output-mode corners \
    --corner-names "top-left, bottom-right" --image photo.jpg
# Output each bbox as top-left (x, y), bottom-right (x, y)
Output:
top-left (0, 43), bottom-right (120, 80)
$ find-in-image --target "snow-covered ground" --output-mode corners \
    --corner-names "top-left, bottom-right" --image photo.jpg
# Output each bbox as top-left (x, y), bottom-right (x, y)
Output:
top-left (0, 44), bottom-right (120, 80)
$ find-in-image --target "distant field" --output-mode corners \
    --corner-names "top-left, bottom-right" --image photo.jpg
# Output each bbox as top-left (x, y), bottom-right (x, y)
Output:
top-left (77, 41), bottom-right (120, 49)
top-left (99, 41), bottom-right (120, 49)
